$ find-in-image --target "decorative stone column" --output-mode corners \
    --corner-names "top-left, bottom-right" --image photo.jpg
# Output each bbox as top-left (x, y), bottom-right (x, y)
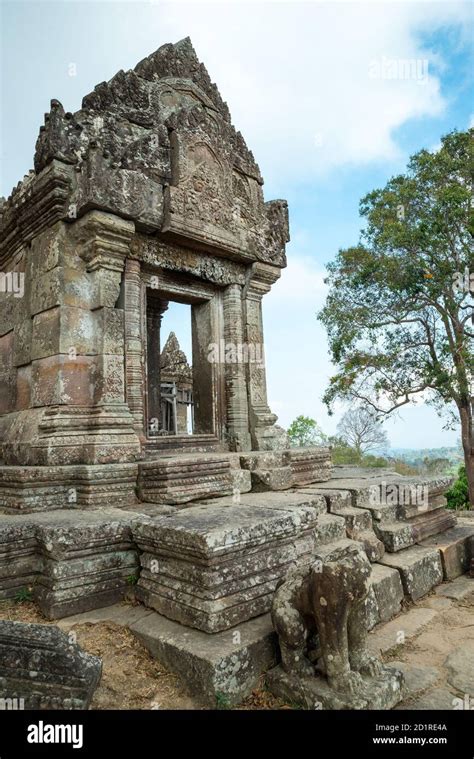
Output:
top-left (146, 295), bottom-right (168, 436)
top-left (243, 262), bottom-right (287, 450)
top-left (223, 283), bottom-right (251, 451)
top-left (123, 258), bottom-right (146, 444)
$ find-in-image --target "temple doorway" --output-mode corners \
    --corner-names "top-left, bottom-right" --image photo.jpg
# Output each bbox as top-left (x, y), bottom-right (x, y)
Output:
top-left (144, 283), bottom-right (225, 448)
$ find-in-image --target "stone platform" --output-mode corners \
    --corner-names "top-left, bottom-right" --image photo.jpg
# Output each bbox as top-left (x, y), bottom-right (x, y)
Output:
top-left (0, 462), bottom-right (469, 708)
top-left (0, 463), bottom-right (139, 512)
top-left (0, 510), bottom-right (139, 617)
top-left (0, 448), bottom-right (331, 511)
top-left (133, 497), bottom-right (320, 632)
top-left (137, 454), bottom-right (234, 505)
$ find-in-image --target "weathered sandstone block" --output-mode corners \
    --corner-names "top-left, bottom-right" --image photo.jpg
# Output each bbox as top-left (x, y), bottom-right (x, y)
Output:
top-left (133, 501), bottom-right (319, 632)
top-left (0, 620), bottom-right (101, 709)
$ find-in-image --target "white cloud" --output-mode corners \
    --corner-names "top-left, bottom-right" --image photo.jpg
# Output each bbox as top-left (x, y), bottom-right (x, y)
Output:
top-left (270, 255), bottom-right (327, 300)
top-left (153, 0), bottom-right (471, 185)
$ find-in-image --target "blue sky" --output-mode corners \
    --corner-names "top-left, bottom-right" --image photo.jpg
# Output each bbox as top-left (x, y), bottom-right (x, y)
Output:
top-left (1, 0), bottom-right (473, 448)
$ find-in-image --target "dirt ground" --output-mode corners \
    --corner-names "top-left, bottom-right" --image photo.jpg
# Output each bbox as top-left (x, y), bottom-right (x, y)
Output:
top-left (0, 582), bottom-right (472, 710)
top-left (0, 599), bottom-right (286, 710)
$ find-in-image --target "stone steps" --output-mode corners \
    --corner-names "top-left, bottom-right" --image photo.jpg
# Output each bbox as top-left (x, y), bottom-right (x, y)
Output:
top-left (375, 509), bottom-right (457, 553)
top-left (375, 521), bottom-right (415, 552)
top-left (313, 514), bottom-right (346, 546)
top-left (379, 545), bottom-right (444, 601)
top-left (328, 503), bottom-right (373, 533)
top-left (302, 487), bottom-right (385, 562)
top-left (419, 523), bottom-right (474, 580)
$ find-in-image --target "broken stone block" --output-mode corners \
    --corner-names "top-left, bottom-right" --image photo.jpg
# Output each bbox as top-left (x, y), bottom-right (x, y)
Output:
top-left (239, 451), bottom-right (293, 491)
top-left (133, 501), bottom-right (318, 632)
top-left (249, 466), bottom-right (294, 491)
top-left (0, 620), bottom-right (101, 709)
top-left (287, 447), bottom-right (332, 485)
top-left (380, 546), bottom-right (443, 601)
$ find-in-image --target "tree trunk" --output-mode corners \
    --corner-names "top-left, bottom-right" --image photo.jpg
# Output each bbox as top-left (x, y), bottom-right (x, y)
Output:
top-left (459, 400), bottom-right (474, 508)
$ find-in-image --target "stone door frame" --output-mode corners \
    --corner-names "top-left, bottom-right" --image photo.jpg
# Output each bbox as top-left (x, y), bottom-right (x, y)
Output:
top-left (139, 265), bottom-right (227, 450)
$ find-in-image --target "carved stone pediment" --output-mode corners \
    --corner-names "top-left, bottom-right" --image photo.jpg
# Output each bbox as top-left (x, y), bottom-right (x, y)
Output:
top-left (1, 37), bottom-right (289, 269)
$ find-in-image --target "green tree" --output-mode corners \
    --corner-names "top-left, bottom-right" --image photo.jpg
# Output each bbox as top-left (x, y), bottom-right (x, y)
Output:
top-left (446, 465), bottom-right (469, 510)
top-left (287, 416), bottom-right (327, 447)
top-left (319, 129), bottom-right (474, 506)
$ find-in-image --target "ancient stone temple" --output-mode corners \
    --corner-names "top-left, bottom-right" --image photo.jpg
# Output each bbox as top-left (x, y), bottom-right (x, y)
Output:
top-left (0, 36), bottom-right (291, 480)
top-left (159, 332), bottom-right (193, 435)
top-left (0, 39), bottom-right (472, 710)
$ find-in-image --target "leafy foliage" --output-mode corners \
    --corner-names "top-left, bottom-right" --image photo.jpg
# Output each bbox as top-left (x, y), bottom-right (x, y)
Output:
top-left (445, 465), bottom-right (469, 510)
top-left (287, 415), bottom-right (328, 447)
top-left (14, 588), bottom-right (33, 604)
top-left (319, 129), bottom-right (474, 504)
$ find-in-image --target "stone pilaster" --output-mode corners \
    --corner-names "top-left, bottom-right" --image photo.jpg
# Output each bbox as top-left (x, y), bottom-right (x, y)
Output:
top-left (123, 258), bottom-right (145, 443)
top-left (243, 262), bottom-right (287, 450)
top-left (146, 296), bottom-right (168, 435)
top-left (27, 210), bottom-right (141, 465)
top-left (223, 284), bottom-right (251, 451)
